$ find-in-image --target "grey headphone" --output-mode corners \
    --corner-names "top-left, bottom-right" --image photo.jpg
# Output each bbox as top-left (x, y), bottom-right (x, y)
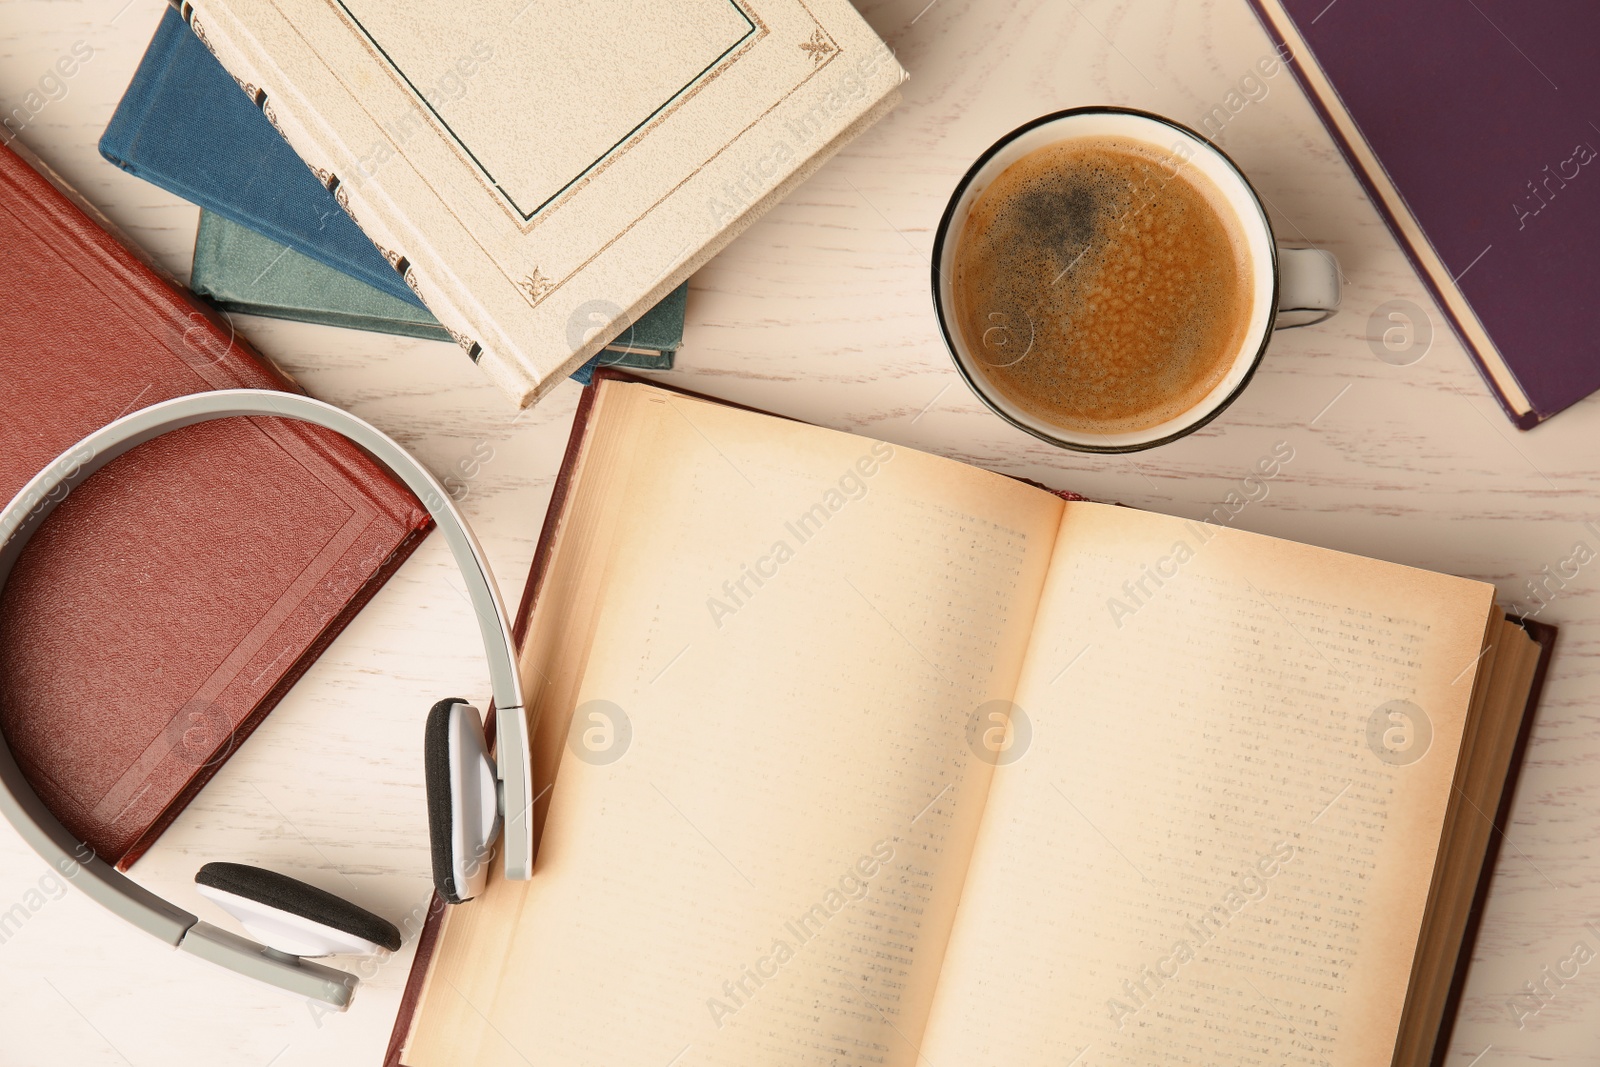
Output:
top-left (0, 390), bottom-right (534, 1010)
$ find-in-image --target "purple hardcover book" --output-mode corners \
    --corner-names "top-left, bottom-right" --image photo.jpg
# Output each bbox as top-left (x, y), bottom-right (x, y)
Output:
top-left (1248, 0), bottom-right (1600, 428)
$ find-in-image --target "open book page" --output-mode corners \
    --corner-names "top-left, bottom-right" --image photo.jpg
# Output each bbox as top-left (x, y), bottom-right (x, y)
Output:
top-left (405, 381), bottom-right (1064, 1066)
top-left (918, 502), bottom-right (1496, 1067)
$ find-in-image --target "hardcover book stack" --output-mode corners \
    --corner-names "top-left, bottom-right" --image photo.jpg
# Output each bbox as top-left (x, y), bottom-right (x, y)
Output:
top-left (157, 0), bottom-right (906, 404)
top-left (101, 9), bottom-right (689, 380)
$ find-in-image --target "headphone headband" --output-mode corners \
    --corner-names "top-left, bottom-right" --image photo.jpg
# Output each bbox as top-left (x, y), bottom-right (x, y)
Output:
top-left (0, 390), bottom-right (532, 1008)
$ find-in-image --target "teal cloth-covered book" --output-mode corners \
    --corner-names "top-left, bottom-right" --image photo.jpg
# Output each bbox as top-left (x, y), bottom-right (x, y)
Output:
top-left (191, 212), bottom-right (680, 377)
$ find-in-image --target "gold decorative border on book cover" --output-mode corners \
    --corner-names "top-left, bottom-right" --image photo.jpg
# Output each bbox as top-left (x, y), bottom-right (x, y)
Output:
top-left (501, 1), bottom-right (847, 312)
top-left (302, 0), bottom-right (847, 312)
top-left (323, 0), bottom-right (772, 234)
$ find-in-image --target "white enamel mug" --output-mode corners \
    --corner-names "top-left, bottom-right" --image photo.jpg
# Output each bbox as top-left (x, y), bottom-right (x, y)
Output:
top-left (932, 107), bottom-right (1341, 453)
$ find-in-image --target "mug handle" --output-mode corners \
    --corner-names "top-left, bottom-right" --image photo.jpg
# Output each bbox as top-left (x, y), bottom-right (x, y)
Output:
top-left (1275, 246), bottom-right (1341, 329)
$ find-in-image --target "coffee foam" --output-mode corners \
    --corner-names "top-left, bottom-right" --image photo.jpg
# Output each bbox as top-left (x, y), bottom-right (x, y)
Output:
top-left (951, 135), bottom-right (1253, 437)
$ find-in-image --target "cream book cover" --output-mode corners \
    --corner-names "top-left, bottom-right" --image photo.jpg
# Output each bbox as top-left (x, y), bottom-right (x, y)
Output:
top-left (178, 0), bottom-right (905, 406)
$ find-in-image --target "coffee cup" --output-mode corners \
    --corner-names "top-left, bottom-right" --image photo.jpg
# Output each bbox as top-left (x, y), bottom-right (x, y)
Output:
top-left (931, 106), bottom-right (1341, 453)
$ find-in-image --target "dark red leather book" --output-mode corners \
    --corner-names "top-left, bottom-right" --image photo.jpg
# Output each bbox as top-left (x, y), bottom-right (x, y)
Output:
top-left (0, 141), bottom-right (432, 869)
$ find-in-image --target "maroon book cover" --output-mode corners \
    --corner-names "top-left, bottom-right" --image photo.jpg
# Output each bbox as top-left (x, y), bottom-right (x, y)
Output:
top-left (1248, 0), bottom-right (1600, 427)
top-left (0, 141), bottom-right (432, 869)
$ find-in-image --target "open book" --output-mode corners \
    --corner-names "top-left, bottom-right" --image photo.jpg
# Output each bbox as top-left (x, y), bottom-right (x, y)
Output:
top-left (390, 377), bottom-right (1551, 1067)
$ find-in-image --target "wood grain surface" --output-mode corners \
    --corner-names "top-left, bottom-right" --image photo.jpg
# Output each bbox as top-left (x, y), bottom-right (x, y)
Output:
top-left (0, 0), bottom-right (1594, 1063)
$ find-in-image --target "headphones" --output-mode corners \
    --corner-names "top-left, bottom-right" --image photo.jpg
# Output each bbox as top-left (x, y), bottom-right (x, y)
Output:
top-left (0, 390), bottom-right (535, 1010)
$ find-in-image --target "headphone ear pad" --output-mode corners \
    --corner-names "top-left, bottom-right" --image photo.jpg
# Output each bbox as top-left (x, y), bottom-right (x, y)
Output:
top-left (195, 862), bottom-right (401, 956)
top-left (425, 698), bottom-right (501, 904)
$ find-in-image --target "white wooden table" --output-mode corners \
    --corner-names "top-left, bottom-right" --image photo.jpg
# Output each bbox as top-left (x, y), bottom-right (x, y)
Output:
top-left (2, 1), bottom-right (1596, 1063)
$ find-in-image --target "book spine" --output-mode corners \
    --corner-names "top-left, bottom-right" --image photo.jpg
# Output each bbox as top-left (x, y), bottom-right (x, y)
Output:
top-left (171, 1), bottom-right (492, 367)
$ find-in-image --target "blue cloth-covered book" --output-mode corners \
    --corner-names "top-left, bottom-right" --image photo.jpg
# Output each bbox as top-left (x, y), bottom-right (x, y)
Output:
top-left (100, 8), bottom-right (423, 306)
